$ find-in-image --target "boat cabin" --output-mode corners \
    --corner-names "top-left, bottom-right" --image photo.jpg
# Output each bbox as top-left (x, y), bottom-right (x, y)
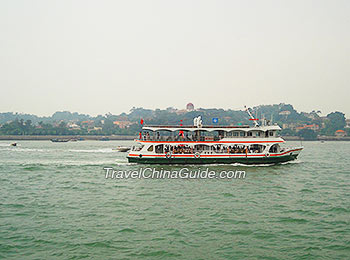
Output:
top-left (138, 125), bottom-right (281, 142)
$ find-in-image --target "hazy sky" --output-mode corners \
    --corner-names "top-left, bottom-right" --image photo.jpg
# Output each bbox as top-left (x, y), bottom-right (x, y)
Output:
top-left (0, 0), bottom-right (349, 117)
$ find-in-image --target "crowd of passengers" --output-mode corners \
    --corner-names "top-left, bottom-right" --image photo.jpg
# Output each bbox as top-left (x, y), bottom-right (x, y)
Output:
top-left (164, 145), bottom-right (193, 154)
top-left (163, 145), bottom-right (263, 154)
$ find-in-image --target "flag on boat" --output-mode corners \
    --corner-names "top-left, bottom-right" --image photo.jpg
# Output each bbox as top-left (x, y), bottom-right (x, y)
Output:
top-left (140, 118), bottom-right (144, 125)
top-left (179, 120), bottom-right (184, 136)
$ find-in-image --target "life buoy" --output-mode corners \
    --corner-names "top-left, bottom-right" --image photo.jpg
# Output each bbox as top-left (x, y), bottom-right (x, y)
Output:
top-left (165, 152), bottom-right (172, 159)
top-left (194, 152), bottom-right (201, 159)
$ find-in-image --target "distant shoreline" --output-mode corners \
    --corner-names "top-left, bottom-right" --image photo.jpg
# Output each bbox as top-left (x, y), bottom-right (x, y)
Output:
top-left (283, 136), bottom-right (350, 141)
top-left (0, 135), bottom-right (349, 141)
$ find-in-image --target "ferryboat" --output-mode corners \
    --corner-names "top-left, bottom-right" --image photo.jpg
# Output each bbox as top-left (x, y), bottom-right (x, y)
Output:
top-left (127, 108), bottom-right (303, 164)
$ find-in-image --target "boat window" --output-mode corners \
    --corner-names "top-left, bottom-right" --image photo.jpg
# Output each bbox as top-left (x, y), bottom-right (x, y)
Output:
top-left (240, 132), bottom-right (245, 137)
top-left (247, 132), bottom-right (252, 136)
top-left (256, 132), bottom-right (261, 137)
top-left (132, 144), bottom-right (144, 151)
top-left (233, 132), bottom-right (239, 136)
top-left (155, 144), bottom-right (164, 154)
top-left (269, 131), bottom-right (274, 137)
top-left (147, 145), bottom-right (154, 152)
top-left (194, 144), bottom-right (210, 152)
top-left (269, 144), bottom-right (280, 153)
top-left (250, 144), bottom-right (266, 153)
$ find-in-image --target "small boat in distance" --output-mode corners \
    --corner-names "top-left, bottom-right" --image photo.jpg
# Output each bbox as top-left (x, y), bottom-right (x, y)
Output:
top-left (127, 108), bottom-right (303, 165)
top-left (10, 142), bottom-right (17, 147)
top-left (50, 138), bottom-right (70, 143)
top-left (113, 146), bottom-right (131, 152)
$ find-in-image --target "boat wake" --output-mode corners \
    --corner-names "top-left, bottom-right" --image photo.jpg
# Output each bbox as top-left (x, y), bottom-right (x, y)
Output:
top-left (280, 159), bottom-right (303, 165)
top-left (0, 147), bottom-right (44, 152)
top-left (14, 160), bottom-right (119, 167)
top-left (114, 162), bottom-right (136, 166)
top-left (68, 148), bottom-right (116, 153)
top-left (228, 160), bottom-right (303, 167)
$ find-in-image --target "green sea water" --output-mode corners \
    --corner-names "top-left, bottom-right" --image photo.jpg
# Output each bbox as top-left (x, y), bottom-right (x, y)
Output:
top-left (0, 140), bottom-right (349, 259)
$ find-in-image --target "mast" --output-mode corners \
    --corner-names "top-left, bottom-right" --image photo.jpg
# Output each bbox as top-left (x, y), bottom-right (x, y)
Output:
top-left (244, 106), bottom-right (260, 127)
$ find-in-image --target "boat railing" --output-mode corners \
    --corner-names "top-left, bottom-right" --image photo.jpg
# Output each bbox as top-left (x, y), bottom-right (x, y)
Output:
top-left (139, 135), bottom-right (274, 141)
top-left (139, 136), bottom-right (223, 142)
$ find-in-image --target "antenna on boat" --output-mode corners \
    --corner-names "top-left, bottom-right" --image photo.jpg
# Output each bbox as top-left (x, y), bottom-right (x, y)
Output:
top-left (244, 106), bottom-right (260, 127)
top-left (193, 116), bottom-right (202, 128)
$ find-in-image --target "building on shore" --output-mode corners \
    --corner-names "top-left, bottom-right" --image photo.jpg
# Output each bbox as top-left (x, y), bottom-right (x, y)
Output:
top-left (67, 122), bottom-right (81, 130)
top-left (282, 123), bottom-right (298, 130)
top-left (81, 120), bottom-right (94, 128)
top-left (113, 121), bottom-right (132, 129)
top-left (345, 119), bottom-right (350, 128)
top-left (186, 103), bottom-right (195, 111)
top-left (279, 110), bottom-right (291, 116)
top-left (335, 130), bottom-right (346, 137)
top-left (295, 124), bottom-right (320, 132)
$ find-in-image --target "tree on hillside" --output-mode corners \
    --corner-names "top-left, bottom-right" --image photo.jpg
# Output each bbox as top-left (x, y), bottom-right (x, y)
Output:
top-left (298, 129), bottom-right (317, 140)
top-left (280, 128), bottom-right (297, 136)
top-left (321, 112), bottom-right (346, 135)
top-left (327, 112), bottom-right (345, 129)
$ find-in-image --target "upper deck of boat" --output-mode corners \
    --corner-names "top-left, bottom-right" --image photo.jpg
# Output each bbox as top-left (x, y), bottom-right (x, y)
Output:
top-left (142, 124), bottom-right (281, 132)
